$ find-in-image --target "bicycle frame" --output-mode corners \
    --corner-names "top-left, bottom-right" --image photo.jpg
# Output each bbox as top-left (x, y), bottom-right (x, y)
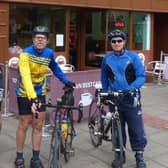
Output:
top-left (42, 99), bottom-right (82, 168)
top-left (88, 88), bottom-right (139, 168)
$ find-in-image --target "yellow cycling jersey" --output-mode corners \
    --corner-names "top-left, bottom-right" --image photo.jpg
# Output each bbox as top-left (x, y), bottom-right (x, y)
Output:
top-left (16, 45), bottom-right (68, 100)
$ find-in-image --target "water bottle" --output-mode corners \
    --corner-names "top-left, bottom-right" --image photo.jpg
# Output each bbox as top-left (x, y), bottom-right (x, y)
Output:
top-left (103, 112), bottom-right (112, 127)
top-left (105, 112), bottom-right (112, 125)
top-left (61, 119), bottom-right (68, 140)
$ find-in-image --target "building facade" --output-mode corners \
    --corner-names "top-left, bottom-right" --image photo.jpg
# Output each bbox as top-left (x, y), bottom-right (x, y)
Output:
top-left (0, 0), bottom-right (168, 70)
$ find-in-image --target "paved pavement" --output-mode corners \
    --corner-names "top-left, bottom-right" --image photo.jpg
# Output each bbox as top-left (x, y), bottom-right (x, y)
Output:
top-left (1, 82), bottom-right (168, 168)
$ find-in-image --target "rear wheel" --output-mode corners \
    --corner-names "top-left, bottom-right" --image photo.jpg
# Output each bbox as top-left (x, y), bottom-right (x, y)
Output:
top-left (111, 118), bottom-right (124, 168)
top-left (88, 99), bottom-right (103, 147)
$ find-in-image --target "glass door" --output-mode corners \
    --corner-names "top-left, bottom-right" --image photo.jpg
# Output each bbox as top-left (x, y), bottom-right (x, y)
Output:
top-left (85, 10), bottom-right (107, 68)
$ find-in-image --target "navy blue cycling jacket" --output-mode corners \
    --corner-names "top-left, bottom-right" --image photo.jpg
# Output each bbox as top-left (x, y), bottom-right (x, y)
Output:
top-left (101, 49), bottom-right (146, 92)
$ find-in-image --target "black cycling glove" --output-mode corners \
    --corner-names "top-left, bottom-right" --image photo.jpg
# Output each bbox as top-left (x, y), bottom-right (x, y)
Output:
top-left (31, 98), bottom-right (41, 105)
top-left (31, 98), bottom-right (41, 119)
top-left (65, 81), bottom-right (76, 88)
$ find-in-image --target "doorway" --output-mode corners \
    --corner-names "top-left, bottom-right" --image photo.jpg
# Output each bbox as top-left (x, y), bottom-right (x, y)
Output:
top-left (154, 13), bottom-right (168, 60)
top-left (68, 9), bottom-right (86, 71)
top-left (68, 8), bottom-right (107, 71)
top-left (69, 10), bottom-right (78, 68)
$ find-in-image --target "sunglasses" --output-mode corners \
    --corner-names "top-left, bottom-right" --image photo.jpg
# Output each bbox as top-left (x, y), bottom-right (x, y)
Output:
top-left (111, 39), bottom-right (123, 44)
top-left (34, 36), bottom-right (47, 40)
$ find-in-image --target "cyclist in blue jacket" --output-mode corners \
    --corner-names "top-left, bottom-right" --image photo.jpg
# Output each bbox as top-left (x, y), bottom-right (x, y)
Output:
top-left (101, 29), bottom-right (147, 168)
top-left (14, 26), bottom-right (75, 168)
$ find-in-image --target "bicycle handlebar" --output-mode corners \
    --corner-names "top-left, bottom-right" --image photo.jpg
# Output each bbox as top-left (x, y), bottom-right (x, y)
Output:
top-left (99, 89), bottom-right (138, 97)
top-left (42, 100), bottom-right (83, 123)
top-left (97, 90), bottom-right (139, 106)
top-left (42, 102), bottom-right (82, 111)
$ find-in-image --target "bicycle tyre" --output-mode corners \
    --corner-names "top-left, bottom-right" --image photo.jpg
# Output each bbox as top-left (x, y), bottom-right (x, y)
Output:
top-left (88, 98), bottom-right (103, 147)
top-left (62, 116), bottom-right (75, 162)
top-left (111, 118), bottom-right (124, 168)
top-left (48, 126), bottom-right (61, 168)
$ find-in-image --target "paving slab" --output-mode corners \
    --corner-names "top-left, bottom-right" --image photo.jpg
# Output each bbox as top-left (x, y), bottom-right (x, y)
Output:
top-left (1, 83), bottom-right (168, 168)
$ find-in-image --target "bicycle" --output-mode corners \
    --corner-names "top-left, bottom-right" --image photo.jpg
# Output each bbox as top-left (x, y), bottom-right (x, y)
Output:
top-left (88, 87), bottom-right (138, 168)
top-left (42, 86), bottom-right (83, 168)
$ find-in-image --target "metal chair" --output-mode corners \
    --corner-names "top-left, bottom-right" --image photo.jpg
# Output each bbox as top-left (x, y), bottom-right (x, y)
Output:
top-left (55, 55), bottom-right (75, 73)
top-left (55, 55), bottom-right (66, 65)
top-left (146, 51), bottom-right (168, 84)
top-left (138, 53), bottom-right (145, 66)
top-left (8, 57), bottom-right (19, 68)
top-left (146, 61), bottom-right (165, 84)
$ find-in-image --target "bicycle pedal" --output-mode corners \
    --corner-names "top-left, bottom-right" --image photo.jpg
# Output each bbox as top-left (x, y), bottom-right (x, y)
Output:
top-left (103, 134), bottom-right (109, 140)
top-left (94, 131), bottom-right (102, 136)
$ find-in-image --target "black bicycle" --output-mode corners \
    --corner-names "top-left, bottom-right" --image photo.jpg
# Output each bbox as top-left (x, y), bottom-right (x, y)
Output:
top-left (88, 87), bottom-right (138, 168)
top-left (42, 86), bottom-right (83, 168)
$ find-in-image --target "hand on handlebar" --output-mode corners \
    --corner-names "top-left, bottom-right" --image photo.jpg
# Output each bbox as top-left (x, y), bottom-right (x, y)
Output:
top-left (65, 81), bottom-right (76, 88)
top-left (77, 103), bottom-right (83, 123)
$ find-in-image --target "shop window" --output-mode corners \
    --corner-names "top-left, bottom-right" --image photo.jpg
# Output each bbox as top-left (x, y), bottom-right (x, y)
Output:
top-left (54, 9), bottom-right (66, 51)
top-left (132, 13), bottom-right (150, 50)
top-left (85, 11), bottom-right (106, 67)
top-left (68, 11), bottom-right (77, 67)
top-left (9, 4), bottom-right (66, 51)
top-left (107, 11), bottom-right (129, 51)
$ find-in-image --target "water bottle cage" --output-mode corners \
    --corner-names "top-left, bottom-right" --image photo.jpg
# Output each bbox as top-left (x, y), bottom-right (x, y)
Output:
top-left (113, 111), bottom-right (119, 119)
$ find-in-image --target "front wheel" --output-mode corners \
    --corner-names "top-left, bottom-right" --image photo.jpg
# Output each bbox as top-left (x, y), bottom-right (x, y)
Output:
top-left (111, 118), bottom-right (124, 168)
top-left (48, 127), bottom-right (61, 168)
top-left (88, 99), bottom-right (103, 147)
top-left (62, 117), bottom-right (75, 162)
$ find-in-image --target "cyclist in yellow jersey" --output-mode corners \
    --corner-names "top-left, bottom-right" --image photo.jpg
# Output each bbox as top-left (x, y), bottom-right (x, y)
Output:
top-left (14, 26), bottom-right (75, 168)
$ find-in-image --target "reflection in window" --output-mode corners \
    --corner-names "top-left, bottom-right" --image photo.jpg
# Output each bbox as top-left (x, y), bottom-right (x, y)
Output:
top-left (54, 9), bottom-right (66, 51)
top-left (85, 11), bottom-right (106, 67)
top-left (108, 11), bottom-right (129, 50)
top-left (132, 13), bottom-right (150, 50)
top-left (9, 4), bottom-right (66, 51)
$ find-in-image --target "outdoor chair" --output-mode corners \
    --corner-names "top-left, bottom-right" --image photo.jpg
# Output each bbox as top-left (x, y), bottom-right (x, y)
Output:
top-left (145, 61), bottom-right (165, 84)
top-left (55, 55), bottom-right (75, 73)
top-left (145, 51), bottom-right (168, 84)
top-left (138, 53), bottom-right (145, 66)
top-left (8, 57), bottom-right (19, 68)
top-left (55, 55), bottom-right (66, 65)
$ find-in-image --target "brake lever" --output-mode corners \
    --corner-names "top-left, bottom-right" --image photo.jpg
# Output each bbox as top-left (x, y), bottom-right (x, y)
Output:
top-left (34, 99), bottom-right (39, 119)
top-left (78, 103), bottom-right (83, 123)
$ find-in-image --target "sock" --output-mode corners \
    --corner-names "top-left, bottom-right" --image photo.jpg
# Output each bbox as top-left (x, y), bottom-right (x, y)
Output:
top-left (136, 151), bottom-right (143, 154)
top-left (135, 151), bottom-right (144, 162)
top-left (32, 150), bottom-right (40, 160)
top-left (16, 152), bottom-right (23, 159)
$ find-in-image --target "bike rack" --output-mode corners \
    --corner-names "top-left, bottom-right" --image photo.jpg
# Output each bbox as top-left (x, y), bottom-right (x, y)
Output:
top-left (42, 110), bottom-right (53, 137)
top-left (42, 73), bottom-right (52, 137)
top-left (2, 62), bottom-right (15, 117)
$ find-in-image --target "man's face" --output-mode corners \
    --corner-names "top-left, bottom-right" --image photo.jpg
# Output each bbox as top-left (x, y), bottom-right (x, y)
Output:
top-left (33, 34), bottom-right (48, 51)
top-left (110, 37), bottom-right (125, 52)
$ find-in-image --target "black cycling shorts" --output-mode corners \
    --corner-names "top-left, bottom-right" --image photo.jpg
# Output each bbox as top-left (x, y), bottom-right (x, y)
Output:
top-left (17, 96), bottom-right (46, 115)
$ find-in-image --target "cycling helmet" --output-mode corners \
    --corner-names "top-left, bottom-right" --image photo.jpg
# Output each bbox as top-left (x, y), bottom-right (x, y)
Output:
top-left (32, 26), bottom-right (50, 39)
top-left (108, 29), bottom-right (126, 41)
